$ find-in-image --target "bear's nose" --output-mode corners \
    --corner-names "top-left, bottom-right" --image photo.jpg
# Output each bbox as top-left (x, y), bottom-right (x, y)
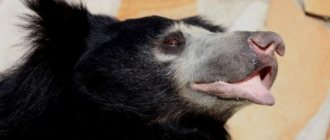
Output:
top-left (248, 32), bottom-right (285, 56)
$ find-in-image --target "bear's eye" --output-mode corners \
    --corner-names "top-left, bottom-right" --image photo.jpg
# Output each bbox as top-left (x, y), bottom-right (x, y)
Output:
top-left (164, 38), bottom-right (179, 47)
top-left (156, 31), bottom-right (185, 55)
top-left (162, 31), bottom-right (185, 47)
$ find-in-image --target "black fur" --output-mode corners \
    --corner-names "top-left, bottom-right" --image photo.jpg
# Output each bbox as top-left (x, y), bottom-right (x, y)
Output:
top-left (0, 0), bottom-right (230, 139)
top-left (182, 16), bottom-right (225, 32)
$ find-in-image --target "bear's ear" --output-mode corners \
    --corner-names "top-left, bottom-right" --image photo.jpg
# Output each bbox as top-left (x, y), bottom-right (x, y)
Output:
top-left (22, 0), bottom-right (93, 71)
top-left (24, 0), bottom-right (89, 52)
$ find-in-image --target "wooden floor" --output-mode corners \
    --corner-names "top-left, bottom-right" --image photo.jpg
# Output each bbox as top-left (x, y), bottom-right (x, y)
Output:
top-left (117, 0), bottom-right (197, 20)
top-left (117, 0), bottom-right (330, 139)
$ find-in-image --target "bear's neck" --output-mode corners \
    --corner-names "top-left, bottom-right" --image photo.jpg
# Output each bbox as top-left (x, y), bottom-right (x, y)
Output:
top-left (150, 114), bottom-right (231, 140)
top-left (1, 99), bottom-right (230, 140)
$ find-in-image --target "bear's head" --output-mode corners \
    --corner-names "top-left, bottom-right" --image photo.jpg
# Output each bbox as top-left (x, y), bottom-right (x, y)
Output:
top-left (67, 5), bottom-right (285, 121)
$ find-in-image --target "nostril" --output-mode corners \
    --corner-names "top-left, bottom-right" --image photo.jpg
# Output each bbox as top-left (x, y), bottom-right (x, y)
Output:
top-left (248, 38), bottom-right (277, 56)
top-left (249, 38), bottom-right (274, 51)
top-left (275, 42), bottom-right (285, 56)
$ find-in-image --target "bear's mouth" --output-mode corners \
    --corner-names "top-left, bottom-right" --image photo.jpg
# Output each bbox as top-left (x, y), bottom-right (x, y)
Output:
top-left (190, 66), bottom-right (275, 106)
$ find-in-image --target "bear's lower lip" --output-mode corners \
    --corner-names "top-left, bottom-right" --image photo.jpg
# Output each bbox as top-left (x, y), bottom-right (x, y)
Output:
top-left (190, 67), bottom-right (275, 106)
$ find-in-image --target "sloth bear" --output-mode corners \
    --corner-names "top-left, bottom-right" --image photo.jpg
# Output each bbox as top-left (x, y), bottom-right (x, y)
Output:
top-left (0, 0), bottom-right (285, 139)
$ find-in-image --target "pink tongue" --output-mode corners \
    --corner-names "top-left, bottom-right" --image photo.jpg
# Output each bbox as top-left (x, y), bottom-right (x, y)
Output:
top-left (234, 75), bottom-right (275, 105)
top-left (191, 75), bottom-right (275, 106)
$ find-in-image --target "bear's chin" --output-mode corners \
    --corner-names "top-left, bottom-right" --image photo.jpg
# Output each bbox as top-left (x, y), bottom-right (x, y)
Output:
top-left (180, 89), bottom-right (250, 119)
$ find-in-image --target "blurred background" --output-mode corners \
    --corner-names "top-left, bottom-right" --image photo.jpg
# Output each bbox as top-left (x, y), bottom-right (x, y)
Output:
top-left (0, 0), bottom-right (330, 139)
